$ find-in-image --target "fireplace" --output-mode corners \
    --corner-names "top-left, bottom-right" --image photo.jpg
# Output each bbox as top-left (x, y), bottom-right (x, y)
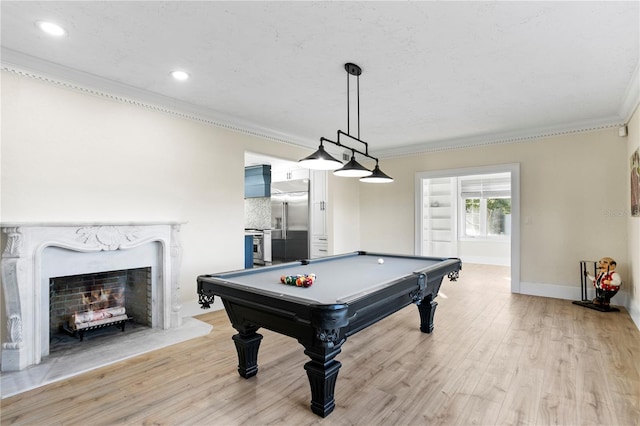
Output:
top-left (1, 223), bottom-right (183, 371)
top-left (49, 267), bottom-right (151, 344)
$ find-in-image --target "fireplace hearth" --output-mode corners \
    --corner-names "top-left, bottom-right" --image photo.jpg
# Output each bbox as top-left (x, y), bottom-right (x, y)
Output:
top-left (1, 222), bottom-right (184, 371)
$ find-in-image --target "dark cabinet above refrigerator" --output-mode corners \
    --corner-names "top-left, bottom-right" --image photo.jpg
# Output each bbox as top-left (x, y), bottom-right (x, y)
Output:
top-left (245, 165), bottom-right (271, 198)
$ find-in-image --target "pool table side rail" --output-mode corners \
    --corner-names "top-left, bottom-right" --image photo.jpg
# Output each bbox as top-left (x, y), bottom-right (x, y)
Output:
top-left (342, 259), bottom-right (460, 336)
top-left (198, 274), bottom-right (327, 306)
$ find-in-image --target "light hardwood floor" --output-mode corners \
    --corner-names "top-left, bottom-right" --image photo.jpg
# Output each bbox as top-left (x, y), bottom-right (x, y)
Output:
top-left (2, 264), bottom-right (639, 425)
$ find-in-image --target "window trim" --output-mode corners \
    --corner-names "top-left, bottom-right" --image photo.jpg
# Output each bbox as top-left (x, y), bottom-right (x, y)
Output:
top-left (459, 195), bottom-right (512, 240)
top-left (458, 173), bottom-right (511, 240)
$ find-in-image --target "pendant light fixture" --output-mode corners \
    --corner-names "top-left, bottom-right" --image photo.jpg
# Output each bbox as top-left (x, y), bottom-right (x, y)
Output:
top-left (298, 63), bottom-right (393, 183)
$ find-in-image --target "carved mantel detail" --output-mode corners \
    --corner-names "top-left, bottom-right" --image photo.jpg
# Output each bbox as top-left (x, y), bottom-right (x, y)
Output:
top-left (3, 315), bottom-right (23, 349)
top-left (2, 227), bottom-right (23, 258)
top-left (76, 226), bottom-right (141, 251)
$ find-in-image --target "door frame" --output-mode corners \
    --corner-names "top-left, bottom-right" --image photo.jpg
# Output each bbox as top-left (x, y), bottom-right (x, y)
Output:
top-left (415, 163), bottom-right (520, 293)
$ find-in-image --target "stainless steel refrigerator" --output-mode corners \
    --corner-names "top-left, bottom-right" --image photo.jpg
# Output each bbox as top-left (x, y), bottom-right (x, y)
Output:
top-left (271, 179), bottom-right (309, 262)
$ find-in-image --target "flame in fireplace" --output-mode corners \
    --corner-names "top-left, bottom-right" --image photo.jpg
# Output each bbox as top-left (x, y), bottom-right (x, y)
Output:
top-left (81, 287), bottom-right (124, 311)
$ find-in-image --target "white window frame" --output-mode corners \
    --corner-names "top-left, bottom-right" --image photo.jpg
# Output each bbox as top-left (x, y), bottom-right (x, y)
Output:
top-left (458, 173), bottom-right (511, 240)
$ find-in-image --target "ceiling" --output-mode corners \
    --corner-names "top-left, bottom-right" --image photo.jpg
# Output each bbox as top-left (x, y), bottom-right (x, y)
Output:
top-left (2, 1), bottom-right (639, 158)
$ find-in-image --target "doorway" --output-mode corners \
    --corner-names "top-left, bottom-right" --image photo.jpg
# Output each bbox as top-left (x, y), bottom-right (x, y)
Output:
top-left (415, 164), bottom-right (520, 293)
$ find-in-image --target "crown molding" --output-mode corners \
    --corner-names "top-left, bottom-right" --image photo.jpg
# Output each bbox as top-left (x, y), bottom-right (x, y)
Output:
top-left (2, 47), bottom-right (636, 160)
top-left (373, 117), bottom-right (625, 159)
top-left (0, 48), bottom-right (316, 150)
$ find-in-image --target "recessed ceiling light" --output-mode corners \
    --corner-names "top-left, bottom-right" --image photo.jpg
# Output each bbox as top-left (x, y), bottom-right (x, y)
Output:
top-left (170, 71), bottom-right (190, 81)
top-left (36, 21), bottom-right (66, 37)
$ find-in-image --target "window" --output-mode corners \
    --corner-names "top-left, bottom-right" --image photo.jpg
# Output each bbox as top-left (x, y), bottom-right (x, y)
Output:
top-left (459, 173), bottom-right (511, 238)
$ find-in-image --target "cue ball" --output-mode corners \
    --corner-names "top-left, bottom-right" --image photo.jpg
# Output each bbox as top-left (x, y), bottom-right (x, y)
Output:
top-left (377, 258), bottom-right (384, 264)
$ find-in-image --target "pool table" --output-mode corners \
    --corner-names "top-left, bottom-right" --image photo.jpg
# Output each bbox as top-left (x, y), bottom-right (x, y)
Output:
top-left (197, 251), bottom-right (461, 417)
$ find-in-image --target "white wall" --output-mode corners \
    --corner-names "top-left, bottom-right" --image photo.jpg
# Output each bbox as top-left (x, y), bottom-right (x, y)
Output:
top-left (359, 129), bottom-right (630, 302)
top-left (327, 173), bottom-right (361, 255)
top-left (458, 240), bottom-right (510, 266)
top-left (627, 106), bottom-right (640, 327)
top-left (0, 71), bottom-right (311, 324)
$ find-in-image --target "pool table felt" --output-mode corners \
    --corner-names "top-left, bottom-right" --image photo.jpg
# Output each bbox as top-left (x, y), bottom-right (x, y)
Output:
top-left (212, 254), bottom-right (449, 305)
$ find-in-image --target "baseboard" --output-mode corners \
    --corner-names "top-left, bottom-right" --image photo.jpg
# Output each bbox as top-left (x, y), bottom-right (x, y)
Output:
top-left (519, 281), bottom-right (629, 308)
top-left (460, 256), bottom-right (510, 267)
top-left (628, 302), bottom-right (640, 331)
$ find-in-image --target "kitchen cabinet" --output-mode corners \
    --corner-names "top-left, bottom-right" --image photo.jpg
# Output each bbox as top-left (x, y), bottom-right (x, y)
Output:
top-left (310, 169), bottom-right (328, 257)
top-left (245, 165), bottom-right (271, 198)
top-left (244, 235), bottom-right (253, 268)
top-left (310, 236), bottom-right (329, 258)
top-left (271, 166), bottom-right (309, 182)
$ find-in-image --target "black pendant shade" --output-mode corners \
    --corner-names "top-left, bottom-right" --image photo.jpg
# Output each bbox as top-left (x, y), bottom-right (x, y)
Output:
top-left (298, 62), bottom-right (393, 183)
top-left (334, 153), bottom-right (372, 177)
top-left (360, 163), bottom-right (393, 183)
top-left (298, 143), bottom-right (343, 170)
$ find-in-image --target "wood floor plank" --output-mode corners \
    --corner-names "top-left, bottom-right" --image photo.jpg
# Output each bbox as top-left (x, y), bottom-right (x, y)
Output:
top-left (495, 366), bottom-right (544, 425)
top-left (454, 394), bottom-right (502, 425)
top-left (536, 393), bottom-right (578, 425)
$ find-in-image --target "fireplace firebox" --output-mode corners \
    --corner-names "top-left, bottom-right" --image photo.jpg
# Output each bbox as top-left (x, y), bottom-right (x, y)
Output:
top-left (49, 267), bottom-right (152, 342)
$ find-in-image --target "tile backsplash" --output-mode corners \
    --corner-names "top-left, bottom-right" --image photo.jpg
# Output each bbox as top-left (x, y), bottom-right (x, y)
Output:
top-left (244, 197), bottom-right (271, 229)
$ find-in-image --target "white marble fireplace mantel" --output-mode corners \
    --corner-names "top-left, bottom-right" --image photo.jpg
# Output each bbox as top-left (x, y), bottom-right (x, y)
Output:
top-left (1, 221), bottom-right (185, 371)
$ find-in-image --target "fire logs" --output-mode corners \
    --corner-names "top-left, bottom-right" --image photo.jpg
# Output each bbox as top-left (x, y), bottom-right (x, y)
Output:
top-left (65, 307), bottom-right (130, 341)
top-left (70, 307), bottom-right (128, 330)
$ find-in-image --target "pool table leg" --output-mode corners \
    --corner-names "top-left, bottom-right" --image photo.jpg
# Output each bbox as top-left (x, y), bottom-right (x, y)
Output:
top-left (417, 294), bottom-right (438, 333)
top-left (303, 346), bottom-right (343, 418)
top-left (231, 327), bottom-right (263, 378)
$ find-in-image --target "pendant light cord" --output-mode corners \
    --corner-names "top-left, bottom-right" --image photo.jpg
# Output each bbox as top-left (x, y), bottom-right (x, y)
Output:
top-left (346, 71), bottom-right (361, 139)
top-left (357, 73), bottom-right (360, 140)
top-left (347, 69), bottom-right (350, 135)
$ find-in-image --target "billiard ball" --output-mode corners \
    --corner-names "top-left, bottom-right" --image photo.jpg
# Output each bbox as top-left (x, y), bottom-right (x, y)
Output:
top-left (378, 258), bottom-right (384, 264)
